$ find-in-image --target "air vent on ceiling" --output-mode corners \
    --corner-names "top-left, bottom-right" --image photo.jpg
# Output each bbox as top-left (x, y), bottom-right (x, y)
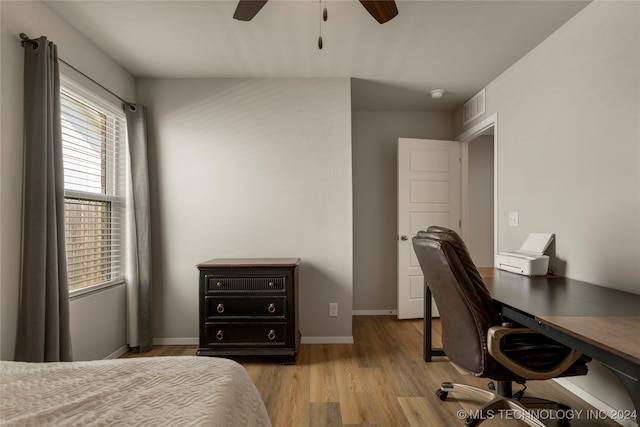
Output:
top-left (463, 88), bottom-right (486, 125)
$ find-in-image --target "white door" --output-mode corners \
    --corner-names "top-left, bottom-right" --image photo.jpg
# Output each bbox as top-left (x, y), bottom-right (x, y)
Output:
top-left (398, 138), bottom-right (461, 319)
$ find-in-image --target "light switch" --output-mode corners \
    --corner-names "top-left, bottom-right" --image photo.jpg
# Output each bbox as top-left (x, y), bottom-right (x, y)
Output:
top-left (508, 212), bottom-right (519, 227)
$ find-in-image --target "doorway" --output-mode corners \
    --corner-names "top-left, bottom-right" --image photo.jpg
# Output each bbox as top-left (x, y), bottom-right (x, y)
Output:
top-left (459, 114), bottom-right (498, 266)
top-left (394, 115), bottom-right (498, 319)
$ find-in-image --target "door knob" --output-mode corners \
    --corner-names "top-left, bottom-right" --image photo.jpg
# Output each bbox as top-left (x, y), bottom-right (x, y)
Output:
top-left (400, 235), bottom-right (409, 241)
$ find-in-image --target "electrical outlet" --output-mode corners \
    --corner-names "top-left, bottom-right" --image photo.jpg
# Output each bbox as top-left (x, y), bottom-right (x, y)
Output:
top-left (329, 303), bottom-right (338, 317)
top-left (508, 211), bottom-right (519, 227)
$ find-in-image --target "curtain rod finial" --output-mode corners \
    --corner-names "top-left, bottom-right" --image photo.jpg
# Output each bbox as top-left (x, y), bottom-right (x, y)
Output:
top-left (19, 33), bottom-right (36, 47)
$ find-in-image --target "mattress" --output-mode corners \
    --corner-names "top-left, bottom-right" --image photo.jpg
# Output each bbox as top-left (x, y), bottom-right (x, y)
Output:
top-left (0, 356), bottom-right (271, 427)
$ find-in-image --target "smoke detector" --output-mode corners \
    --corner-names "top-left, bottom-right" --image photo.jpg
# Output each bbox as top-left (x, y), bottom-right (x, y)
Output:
top-left (429, 89), bottom-right (445, 99)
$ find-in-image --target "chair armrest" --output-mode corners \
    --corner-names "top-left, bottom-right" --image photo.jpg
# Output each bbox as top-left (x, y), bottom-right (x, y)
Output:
top-left (487, 326), bottom-right (583, 380)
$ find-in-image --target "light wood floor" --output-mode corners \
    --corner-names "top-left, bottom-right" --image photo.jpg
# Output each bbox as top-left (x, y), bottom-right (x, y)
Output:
top-left (122, 316), bottom-right (619, 427)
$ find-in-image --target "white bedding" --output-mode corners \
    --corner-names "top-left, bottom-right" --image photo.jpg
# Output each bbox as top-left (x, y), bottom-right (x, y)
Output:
top-left (0, 356), bottom-right (271, 427)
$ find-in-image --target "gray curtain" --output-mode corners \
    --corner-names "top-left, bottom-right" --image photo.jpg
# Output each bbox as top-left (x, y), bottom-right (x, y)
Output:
top-left (125, 104), bottom-right (153, 352)
top-left (15, 36), bottom-right (73, 362)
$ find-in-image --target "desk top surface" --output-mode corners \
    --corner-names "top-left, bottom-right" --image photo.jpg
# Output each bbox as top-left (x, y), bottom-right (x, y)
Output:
top-left (537, 315), bottom-right (640, 365)
top-left (479, 268), bottom-right (640, 365)
top-left (479, 268), bottom-right (640, 317)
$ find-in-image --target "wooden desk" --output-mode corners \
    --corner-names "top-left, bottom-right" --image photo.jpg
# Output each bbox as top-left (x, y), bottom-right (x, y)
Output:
top-left (534, 316), bottom-right (640, 367)
top-left (424, 268), bottom-right (640, 414)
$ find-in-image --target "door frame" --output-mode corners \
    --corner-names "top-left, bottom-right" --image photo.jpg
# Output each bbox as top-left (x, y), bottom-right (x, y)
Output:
top-left (456, 113), bottom-right (499, 259)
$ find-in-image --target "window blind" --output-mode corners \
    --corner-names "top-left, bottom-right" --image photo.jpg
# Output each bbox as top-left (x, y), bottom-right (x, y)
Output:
top-left (61, 83), bottom-right (126, 291)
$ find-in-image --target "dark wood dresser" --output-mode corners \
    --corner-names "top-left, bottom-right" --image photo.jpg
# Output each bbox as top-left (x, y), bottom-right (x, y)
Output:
top-left (196, 258), bottom-right (300, 363)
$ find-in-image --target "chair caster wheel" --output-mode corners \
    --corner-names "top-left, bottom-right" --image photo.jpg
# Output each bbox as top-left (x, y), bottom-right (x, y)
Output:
top-left (558, 404), bottom-right (572, 424)
top-left (435, 389), bottom-right (448, 401)
top-left (465, 415), bottom-right (481, 427)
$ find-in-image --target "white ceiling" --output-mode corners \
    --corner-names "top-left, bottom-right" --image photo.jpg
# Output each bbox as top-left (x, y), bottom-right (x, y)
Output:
top-left (43, 0), bottom-right (590, 111)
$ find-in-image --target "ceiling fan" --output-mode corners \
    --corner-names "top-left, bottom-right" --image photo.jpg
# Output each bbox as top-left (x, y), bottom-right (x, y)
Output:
top-left (233, 0), bottom-right (398, 24)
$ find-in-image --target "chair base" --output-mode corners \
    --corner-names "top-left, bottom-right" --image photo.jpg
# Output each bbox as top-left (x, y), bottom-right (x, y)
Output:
top-left (437, 381), bottom-right (572, 427)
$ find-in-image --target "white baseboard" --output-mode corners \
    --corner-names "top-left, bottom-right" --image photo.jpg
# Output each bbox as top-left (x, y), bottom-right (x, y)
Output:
top-left (353, 309), bottom-right (398, 316)
top-left (153, 337), bottom-right (199, 345)
top-left (553, 378), bottom-right (638, 427)
top-left (104, 345), bottom-right (129, 360)
top-left (300, 336), bottom-right (354, 344)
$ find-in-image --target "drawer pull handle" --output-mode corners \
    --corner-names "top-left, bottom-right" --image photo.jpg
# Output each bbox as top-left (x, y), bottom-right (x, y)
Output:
top-left (217, 303), bottom-right (224, 313)
top-left (216, 330), bottom-right (224, 340)
top-left (267, 330), bottom-right (276, 340)
top-left (268, 281), bottom-right (274, 288)
top-left (267, 303), bottom-right (276, 313)
top-left (216, 281), bottom-right (223, 287)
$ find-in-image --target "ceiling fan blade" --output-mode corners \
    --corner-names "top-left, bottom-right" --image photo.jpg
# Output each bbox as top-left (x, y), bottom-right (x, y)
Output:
top-left (359, 0), bottom-right (398, 24)
top-left (233, 0), bottom-right (269, 21)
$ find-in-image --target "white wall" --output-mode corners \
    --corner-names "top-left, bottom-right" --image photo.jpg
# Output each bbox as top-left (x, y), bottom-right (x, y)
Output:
top-left (351, 111), bottom-right (454, 312)
top-left (135, 78), bottom-right (353, 342)
top-left (0, 0), bottom-right (135, 360)
top-left (69, 285), bottom-right (127, 361)
top-left (455, 0), bottom-right (639, 415)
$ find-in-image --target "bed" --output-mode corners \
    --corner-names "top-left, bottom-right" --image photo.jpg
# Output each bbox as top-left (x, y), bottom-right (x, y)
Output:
top-left (0, 356), bottom-right (271, 426)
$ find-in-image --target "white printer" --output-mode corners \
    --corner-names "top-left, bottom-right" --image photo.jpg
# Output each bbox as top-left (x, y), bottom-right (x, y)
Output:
top-left (496, 233), bottom-right (555, 276)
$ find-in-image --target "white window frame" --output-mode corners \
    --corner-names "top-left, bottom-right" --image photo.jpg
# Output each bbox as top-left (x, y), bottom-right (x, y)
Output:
top-left (60, 76), bottom-right (127, 298)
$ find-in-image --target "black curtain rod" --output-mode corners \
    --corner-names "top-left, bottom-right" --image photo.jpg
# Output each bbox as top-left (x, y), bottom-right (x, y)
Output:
top-left (19, 33), bottom-right (132, 106)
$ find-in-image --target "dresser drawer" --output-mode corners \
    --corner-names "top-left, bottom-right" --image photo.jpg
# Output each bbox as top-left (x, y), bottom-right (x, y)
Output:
top-left (205, 296), bottom-right (286, 319)
top-left (204, 323), bottom-right (287, 346)
top-left (203, 275), bottom-right (285, 293)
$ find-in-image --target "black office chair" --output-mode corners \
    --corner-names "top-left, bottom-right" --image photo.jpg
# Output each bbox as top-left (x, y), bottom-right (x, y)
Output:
top-left (412, 226), bottom-right (590, 427)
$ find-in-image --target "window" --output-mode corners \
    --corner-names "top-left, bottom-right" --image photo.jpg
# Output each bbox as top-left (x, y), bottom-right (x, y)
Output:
top-left (61, 80), bottom-right (126, 293)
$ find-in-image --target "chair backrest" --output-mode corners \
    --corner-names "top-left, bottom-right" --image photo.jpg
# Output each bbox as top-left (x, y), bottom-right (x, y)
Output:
top-left (412, 227), bottom-right (500, 376)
